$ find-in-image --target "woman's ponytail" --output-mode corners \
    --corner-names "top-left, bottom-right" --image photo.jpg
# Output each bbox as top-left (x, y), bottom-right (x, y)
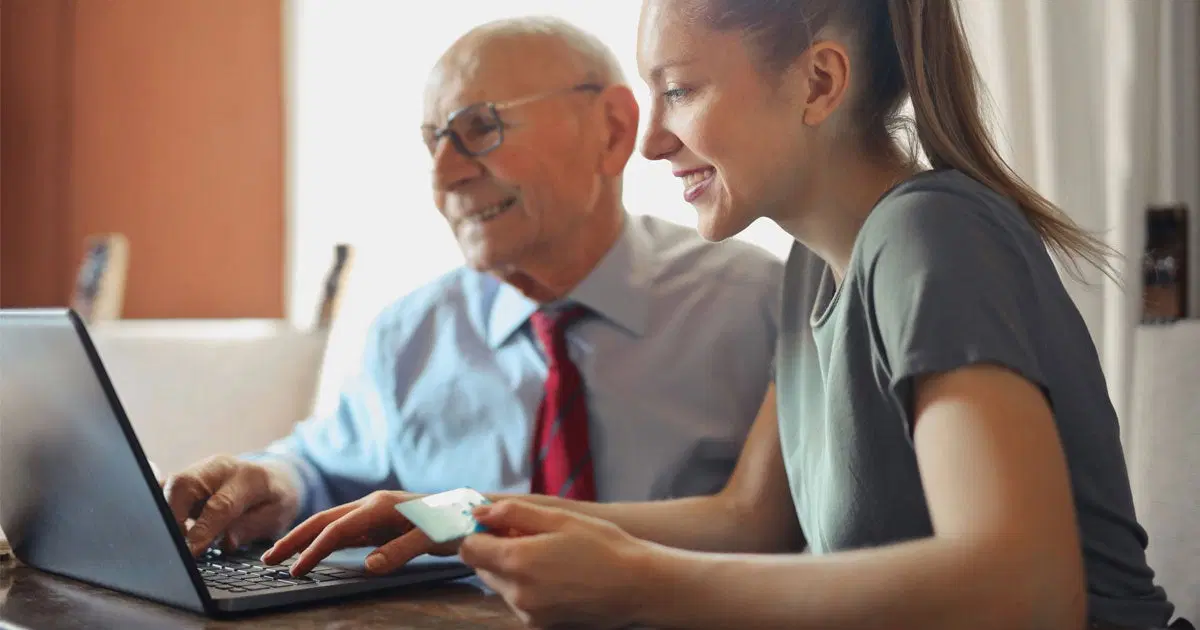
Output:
top-left (697, 0), bottom-right (1116, 282)
top-left (884, 0), bottom-right (1116, 281)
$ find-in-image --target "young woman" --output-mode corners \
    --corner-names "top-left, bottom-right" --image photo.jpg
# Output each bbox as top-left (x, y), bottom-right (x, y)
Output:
top-left (265, 0), bottom-right (1184, 628)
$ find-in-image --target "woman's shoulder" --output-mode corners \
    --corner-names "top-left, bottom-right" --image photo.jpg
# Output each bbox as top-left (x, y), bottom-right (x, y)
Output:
top-left (852, 169), bottom-right (1048, 276)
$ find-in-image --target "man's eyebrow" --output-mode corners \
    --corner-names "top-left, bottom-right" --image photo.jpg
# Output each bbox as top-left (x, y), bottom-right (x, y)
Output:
top-left (647, 57), bottom-right (697, 82)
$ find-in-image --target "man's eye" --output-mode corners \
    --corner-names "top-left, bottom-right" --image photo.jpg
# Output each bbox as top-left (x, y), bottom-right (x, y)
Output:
top-left (462, 116), bottom-right (500, 141)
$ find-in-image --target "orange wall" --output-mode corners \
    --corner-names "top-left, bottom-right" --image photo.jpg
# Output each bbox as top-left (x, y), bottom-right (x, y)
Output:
top-left (0, 0), bottom-right (73, 310)
top-left (1, 0), bottom-right (285, 319)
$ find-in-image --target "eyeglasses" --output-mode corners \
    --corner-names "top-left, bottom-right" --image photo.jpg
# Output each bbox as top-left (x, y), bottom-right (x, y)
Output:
top-left (421, 83), bottom-right (604, 158)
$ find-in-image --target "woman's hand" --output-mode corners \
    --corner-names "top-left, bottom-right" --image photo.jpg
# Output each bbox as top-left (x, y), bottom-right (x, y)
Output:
top-left (260, 490), bottom-right (459, 576)
top-left (461, 500), bottom-right (660, 629)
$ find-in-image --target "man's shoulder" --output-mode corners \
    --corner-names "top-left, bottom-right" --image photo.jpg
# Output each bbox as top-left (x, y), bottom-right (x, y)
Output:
top-left (629, 214), bottom-right (784, 289)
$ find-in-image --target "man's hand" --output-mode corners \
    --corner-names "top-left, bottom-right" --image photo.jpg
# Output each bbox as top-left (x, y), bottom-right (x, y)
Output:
top-left (162, 455), bottom-right (302, 556)
top-left (260, 491), bottom-right (459, 577)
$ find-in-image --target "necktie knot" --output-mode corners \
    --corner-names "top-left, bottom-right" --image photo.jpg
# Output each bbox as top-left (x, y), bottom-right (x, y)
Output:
top-left (530, 304), bottom-right (589, 362)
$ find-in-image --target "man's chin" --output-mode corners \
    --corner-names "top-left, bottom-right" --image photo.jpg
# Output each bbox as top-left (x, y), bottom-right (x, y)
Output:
top-left (459, 255), bottom-right (557, 303)
top-left (460, 249), bottom-right (516, 276)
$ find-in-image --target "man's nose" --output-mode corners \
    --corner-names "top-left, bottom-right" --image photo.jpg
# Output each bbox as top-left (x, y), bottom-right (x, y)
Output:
top-left (431, 136), bottom-right (481, 191)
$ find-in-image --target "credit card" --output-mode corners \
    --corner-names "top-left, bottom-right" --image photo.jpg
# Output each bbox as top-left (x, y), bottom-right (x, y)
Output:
top-left (394, 488), bottom-right (491, 544)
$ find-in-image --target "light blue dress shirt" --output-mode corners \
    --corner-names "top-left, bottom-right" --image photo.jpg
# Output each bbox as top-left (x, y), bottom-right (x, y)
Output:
top-left (254, 214), bottom-right (783, 519)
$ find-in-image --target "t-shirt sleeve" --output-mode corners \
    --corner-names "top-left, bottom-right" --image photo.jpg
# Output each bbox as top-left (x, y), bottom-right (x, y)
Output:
top-left (856, 188), bottom-right (1048, 434)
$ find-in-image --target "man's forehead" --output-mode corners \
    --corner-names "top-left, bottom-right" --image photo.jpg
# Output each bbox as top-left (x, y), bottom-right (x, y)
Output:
top-left (423, 35), bottom-right (580, 122)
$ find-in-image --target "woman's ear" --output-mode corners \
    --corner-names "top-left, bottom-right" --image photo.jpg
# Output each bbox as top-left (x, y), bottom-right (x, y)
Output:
top-left (791, 40), bottom-right (852, 127)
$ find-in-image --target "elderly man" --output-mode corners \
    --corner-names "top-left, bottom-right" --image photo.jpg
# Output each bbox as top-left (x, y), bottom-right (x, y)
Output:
top-left (163, 16), bottom-right (781, 558)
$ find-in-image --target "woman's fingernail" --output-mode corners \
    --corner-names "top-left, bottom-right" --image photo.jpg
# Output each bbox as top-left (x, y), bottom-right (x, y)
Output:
top-left (365, 553), bottom-right (385, 571)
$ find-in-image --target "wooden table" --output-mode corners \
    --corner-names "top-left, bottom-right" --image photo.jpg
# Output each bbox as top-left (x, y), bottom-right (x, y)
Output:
top-left (0, 561), bottom-right (525, 629)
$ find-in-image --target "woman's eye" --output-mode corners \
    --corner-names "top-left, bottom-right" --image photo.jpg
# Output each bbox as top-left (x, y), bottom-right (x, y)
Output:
top-left (663, 87), bottom-right (690, 103)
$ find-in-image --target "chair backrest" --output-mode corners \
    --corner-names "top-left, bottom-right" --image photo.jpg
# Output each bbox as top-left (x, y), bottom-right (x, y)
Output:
top-left (88, 319), bottom-right (328, 475)
top-left (1129, 320), bottom-right (1200, 624)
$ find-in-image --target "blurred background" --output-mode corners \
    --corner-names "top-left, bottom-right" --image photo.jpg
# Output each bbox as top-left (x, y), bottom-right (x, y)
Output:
top-left (0, 0), bottom-right (1197, 619)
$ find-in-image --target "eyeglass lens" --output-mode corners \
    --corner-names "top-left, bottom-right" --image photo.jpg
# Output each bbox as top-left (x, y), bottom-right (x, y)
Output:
top-left (423, 104), bottom-right (502, 157)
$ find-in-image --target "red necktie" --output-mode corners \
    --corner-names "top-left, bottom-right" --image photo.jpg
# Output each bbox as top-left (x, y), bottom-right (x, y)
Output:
top-left (528, 306), bottom-right (597, 502)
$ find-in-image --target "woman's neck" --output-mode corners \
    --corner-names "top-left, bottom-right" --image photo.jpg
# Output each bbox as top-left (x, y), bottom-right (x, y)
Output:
top-left (775, 151), bottom-right (919, 283)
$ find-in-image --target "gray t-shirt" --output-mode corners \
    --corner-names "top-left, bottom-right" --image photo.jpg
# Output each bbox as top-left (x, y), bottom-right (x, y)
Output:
top-left (776, 169), bottom-right (1174, 627)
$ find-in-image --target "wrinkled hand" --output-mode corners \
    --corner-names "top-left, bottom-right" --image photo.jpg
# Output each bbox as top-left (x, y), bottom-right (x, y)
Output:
top-left (162, 455), bottom-right (301, 556)
top-left (260, 490), bottom-right (460, 577)
top-left (460, 500), bottom-right (656, 630)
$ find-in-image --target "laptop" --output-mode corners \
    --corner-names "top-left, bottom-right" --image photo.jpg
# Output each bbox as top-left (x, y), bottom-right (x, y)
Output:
top-left (0, 308), bottom-right (475, 616)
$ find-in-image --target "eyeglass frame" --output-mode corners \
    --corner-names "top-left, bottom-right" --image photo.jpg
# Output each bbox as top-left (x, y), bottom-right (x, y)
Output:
top-left (421, 82), bottom-right (605, 158)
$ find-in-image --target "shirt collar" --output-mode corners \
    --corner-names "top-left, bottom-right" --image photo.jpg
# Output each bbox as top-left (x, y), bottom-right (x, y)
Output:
top-left (487, 213), bottom-right (651, 348)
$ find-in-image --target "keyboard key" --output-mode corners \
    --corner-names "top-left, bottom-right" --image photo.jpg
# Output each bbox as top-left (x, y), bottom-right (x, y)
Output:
top-left (320, 569), bottom-right (361, 578)
top-left (308, 574), bottom-right (341, 583)
top-left (199, 549), bottom-right (368, 592)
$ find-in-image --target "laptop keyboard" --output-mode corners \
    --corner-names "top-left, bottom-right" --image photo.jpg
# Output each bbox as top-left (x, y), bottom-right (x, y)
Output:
top-left (198, 548), bottom-right (364, 593)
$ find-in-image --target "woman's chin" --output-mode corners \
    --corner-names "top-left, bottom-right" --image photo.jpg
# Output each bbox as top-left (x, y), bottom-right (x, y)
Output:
top-left (696, 211), bottom-right (747, 242)
top-left (696, 225), bottom-right (730, 242)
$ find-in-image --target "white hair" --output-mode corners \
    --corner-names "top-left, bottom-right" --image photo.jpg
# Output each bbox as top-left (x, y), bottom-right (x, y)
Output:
top-left (466, 16), bottom-right (627, 86)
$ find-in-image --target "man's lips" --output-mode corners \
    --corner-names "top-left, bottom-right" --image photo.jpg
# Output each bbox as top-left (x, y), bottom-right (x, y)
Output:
top-left (457, 197), bottom-right (517, 222)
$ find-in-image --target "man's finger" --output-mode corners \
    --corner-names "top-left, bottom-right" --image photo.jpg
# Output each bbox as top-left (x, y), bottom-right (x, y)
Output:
top-left (261, 502), bottom-right (358, 565)
top-left (164, 457), bottom-right (240, 532)
top-left (223, 503), bottom-right (286, 551)
top-left (186, 483), bottom-right (251, 555)
top-left (361, 529), bottom-right (437, 575)
top-left (472, 500), bottom-right (569, 535)
top-left (163, 476), bottom-right (208, 533)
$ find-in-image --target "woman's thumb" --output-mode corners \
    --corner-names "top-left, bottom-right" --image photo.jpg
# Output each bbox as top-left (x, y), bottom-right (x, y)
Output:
top-left (474, 500), bottom-right (564, 535)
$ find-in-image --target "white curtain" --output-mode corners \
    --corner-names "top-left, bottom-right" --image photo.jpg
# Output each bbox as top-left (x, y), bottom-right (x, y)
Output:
top-left (960, 0), bottom-right (1200, 621)
top-left (960, 0), bottom-right (1199, 425)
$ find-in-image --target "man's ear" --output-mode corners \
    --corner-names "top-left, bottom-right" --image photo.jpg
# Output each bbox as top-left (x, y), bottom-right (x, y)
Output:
top-left (596, 85), bottom-right (639, 176)
top-left (790, 39), bottom-right (851, 127)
